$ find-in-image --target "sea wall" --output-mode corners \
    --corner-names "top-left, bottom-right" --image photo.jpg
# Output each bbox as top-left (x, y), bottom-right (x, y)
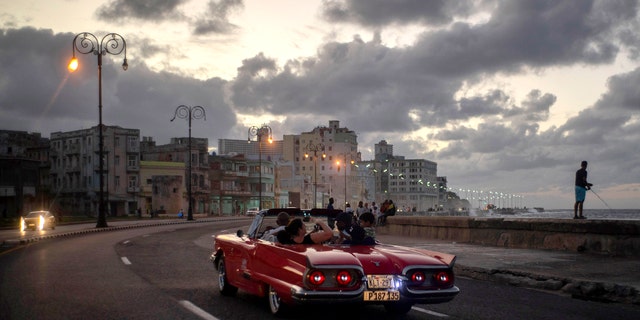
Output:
top-left (378, 216), bottom-right (640, 256)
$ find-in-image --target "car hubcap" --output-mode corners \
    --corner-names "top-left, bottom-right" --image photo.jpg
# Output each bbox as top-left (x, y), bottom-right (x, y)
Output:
top-left (269, 286), bottom-right (280, 314)
top-left (218, 263), bottom-right (225, 291)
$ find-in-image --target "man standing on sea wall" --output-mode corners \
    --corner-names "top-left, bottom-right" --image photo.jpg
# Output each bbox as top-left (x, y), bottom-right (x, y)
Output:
top-left (574, 160), bottom-right (593, 219)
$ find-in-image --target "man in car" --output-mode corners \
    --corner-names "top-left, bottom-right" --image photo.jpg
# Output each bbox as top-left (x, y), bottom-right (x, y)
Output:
top-left (334, 212), bottom-right (366, 245)
top-left (262, 212), bottom-right (291, 241)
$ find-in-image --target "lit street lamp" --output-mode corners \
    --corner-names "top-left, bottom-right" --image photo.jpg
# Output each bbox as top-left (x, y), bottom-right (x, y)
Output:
top-left (336, 155), bottom-right (354, 208)
top-left (304, 142), bottom-right (325, 208)
top-left (248, 125), bottom-right (272, 210)
top-left (68, 32), bottom-right (128, 228)
top-left (171, 105), bottom-right (206, 221)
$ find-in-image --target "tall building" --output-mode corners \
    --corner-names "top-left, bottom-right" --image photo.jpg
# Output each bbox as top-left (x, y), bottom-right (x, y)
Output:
top-left (386, 158), bottom-right (439, 211)
top-left (294, 120), bottom-right (359, 209)
top-left (50, 126), bottom-right (140, 216)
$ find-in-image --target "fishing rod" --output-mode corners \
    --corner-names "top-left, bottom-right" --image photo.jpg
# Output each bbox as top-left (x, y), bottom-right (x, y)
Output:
top-left (590, 189), bottom-right (612, 210)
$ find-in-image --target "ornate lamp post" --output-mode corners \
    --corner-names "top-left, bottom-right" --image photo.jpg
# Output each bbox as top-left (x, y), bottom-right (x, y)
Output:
top-left (68, 32), bottom-right (128, 228)
top-left (304, 142), bottom-right (325, 208)
top-left (171, 105), bottom-right (206, 221)
top-left (336, 154), bottom-right (354, 208)
top-left (247, 125), bottom-right (272, 210)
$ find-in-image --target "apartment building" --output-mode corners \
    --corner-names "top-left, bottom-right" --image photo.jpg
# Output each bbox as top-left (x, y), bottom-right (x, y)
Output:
top-left (141, 136), bottom-right (210, 215)
top-left (49, 126), bottom-right (140, 216)
top-left (0, 130), bottom-right (51, 217)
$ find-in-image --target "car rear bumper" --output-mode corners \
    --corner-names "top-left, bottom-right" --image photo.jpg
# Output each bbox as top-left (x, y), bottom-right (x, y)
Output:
top-left (290, 285), bottom-right (459, 305)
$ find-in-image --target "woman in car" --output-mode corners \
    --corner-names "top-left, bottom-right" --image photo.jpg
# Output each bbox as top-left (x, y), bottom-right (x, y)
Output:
top-left (277, 217), bottom-right (333, 244)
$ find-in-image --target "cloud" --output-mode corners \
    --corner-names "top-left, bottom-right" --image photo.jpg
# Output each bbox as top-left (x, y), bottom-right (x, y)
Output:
top-left (96, 0), bottom-right (187, 21)
top-left (320, 0), bottom-right (477, 27)
top-left (193, 0), bottom-right (244, 35)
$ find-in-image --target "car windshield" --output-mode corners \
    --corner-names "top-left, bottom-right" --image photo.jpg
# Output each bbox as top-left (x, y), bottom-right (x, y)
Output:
top-left (26, 211), bottom-right (46, 218)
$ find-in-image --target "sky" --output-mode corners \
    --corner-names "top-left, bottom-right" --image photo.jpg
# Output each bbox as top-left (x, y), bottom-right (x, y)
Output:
top-left (1, 0), bottom-right (639, 210)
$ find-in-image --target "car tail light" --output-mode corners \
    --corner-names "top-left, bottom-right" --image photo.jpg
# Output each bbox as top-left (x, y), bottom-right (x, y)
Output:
top-left (410, 271), bottom-right (426, 284)
top-left (336, 270), bottom-right (352, 286)
top-left (308, 270), bottom-right (326, 286)
top-left (434, 271), bottom-right (453, 285)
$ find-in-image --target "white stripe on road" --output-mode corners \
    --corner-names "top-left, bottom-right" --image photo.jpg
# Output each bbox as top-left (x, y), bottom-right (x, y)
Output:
top-left (179, 300), bottom-right (219, 320)
top-left (412, 306), bottom-right (450, 317)
top-left (120, 257), bottom-right (132, 265)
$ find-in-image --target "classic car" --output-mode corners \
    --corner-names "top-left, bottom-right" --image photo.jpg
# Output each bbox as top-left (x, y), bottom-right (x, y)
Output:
top-left (211, 208), bottom-right (459, 316)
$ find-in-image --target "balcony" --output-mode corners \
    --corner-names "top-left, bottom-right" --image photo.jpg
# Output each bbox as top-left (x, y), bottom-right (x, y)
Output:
top-left (220, 190), bottom-right (251, 196)
top-left (127, 186), bottom-right (141, 193)
top-left (223, 170), bottom-right (249, 177)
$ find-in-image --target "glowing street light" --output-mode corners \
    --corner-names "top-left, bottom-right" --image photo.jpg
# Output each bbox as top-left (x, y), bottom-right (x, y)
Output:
top-left (248, 125), bottom-right (273, 210)
top-left (68, 32), bottom-right (127, 228)
top-left (304, 142), bottom-right (325, 208)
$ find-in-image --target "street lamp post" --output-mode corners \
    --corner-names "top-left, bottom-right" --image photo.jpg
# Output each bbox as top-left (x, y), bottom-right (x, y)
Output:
top-left (68, 32), bottom-right (128, 228)
top-left (337, 154), bottom-right (354, 208)
top-left (171, 105), bottom-right (206, 221)
top-left (248, 125), bottom-right (272, 210)
top-left (304, 142), bottom-right (325, 209)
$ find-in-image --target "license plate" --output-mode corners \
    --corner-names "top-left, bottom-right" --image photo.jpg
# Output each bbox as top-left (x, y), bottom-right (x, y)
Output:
top-left (367, 275), bottom-right (394, 289)
top-left (364, 290), bottom-right (400, 301)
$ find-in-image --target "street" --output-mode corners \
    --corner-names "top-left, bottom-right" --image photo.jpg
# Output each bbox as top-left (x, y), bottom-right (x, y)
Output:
top-left (1, 221), bottom-right (638, 319)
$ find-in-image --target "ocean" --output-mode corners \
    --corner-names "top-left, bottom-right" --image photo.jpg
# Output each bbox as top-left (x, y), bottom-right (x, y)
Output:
top-left (475, 208), bottom-right (640, 220)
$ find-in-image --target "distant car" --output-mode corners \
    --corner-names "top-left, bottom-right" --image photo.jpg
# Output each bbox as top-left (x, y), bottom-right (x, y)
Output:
top-left (21, 210), bottom-right (56, 231)
top-left (211, 209), bottom-right (459, 316)
top-left (245, 207), bottom-right (260, 216)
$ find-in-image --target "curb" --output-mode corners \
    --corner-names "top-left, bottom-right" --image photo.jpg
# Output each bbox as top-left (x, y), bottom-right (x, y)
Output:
top-left (454, 264), bottom-right (640, 305)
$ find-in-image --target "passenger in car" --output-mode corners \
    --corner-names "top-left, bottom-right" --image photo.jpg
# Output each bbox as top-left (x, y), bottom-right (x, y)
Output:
top-left (358, 211), bottom-right (376, 245)
top-left (277, 218), bottom-right (333, 244)
top-left (262, 212), bottom-right (291, 241)
top-left (334, 212), bottom-right (368, 245)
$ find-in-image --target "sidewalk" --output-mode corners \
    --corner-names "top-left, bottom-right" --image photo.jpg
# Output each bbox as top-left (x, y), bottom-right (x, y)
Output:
top-left (2, 217), bottom-right (638, 305)
top-left (376, 233), bottom-right (640, 305)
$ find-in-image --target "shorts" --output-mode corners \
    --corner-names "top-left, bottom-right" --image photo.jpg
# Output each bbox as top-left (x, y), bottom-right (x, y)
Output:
top-left (575, 186), bottom-right (586, 202)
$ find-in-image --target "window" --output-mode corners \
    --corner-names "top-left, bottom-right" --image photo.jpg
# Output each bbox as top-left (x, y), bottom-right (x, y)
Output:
top-left (128, 136), bottom-right (137, 148)
top-left (127, 155), bottom-right (137, 167)
top-left (114, 137), bottom-right (120, 147)
top-left (128, 175), bottom-right (137, 188)
top-left (115, 156), bottom-right (120, 166)
top-left (115, 176), bottom-right (120, 188)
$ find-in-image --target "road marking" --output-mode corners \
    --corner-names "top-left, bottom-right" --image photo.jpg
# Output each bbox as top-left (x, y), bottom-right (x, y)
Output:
top-left (411, 306), bottom-right (449, 317)
top-left (179, 300), bottom-right (219, 320)
top-left (121, 257), bottom-right (132, 265)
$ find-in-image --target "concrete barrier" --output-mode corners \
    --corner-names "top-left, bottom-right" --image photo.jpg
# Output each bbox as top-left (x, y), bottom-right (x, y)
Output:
top-left (378, 216), bottom-right (640, 256)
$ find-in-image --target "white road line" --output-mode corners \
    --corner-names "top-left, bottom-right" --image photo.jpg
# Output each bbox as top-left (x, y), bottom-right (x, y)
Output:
top-left (179, 300), bottom-right (219, 320)
top-left (120, 257), bottom-right (132, 265)
top-left (411, 306), bottom-right (450, 317)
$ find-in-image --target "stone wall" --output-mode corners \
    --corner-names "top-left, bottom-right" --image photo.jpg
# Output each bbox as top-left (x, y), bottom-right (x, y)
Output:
top-left (379, 216), bottom-right (640, 256)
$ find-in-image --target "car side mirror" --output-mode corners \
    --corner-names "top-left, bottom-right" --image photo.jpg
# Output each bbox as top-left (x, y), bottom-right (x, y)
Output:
top-left (236, 230), bottom-right (244, 238)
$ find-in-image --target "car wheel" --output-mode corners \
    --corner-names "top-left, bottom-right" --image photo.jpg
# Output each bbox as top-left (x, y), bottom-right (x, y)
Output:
top-left (384, 302), bottom-right (413, 315)
top-left (217, 256), bottom-right (237, 296)
top-left (268, 285), bottom-right (288, 316)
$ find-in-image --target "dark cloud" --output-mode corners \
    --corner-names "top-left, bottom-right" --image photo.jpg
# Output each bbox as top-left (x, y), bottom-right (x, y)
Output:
top-left (321, 0), bottom-right (477, 27)
top-left (193, 0), bottom-right (244, 35)
top-left (0, 27), bottom-right (234, 148)
top-left (96, 0), bottom-right (186, 21)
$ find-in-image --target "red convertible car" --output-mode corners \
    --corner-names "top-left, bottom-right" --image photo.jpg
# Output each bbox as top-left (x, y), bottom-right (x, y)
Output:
top-left (211, 209), bottom-right (459, 316)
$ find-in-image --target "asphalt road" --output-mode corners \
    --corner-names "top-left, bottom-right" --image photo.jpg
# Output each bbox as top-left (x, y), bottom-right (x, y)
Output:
top-left (1, 221), bottom-right (638, 319)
